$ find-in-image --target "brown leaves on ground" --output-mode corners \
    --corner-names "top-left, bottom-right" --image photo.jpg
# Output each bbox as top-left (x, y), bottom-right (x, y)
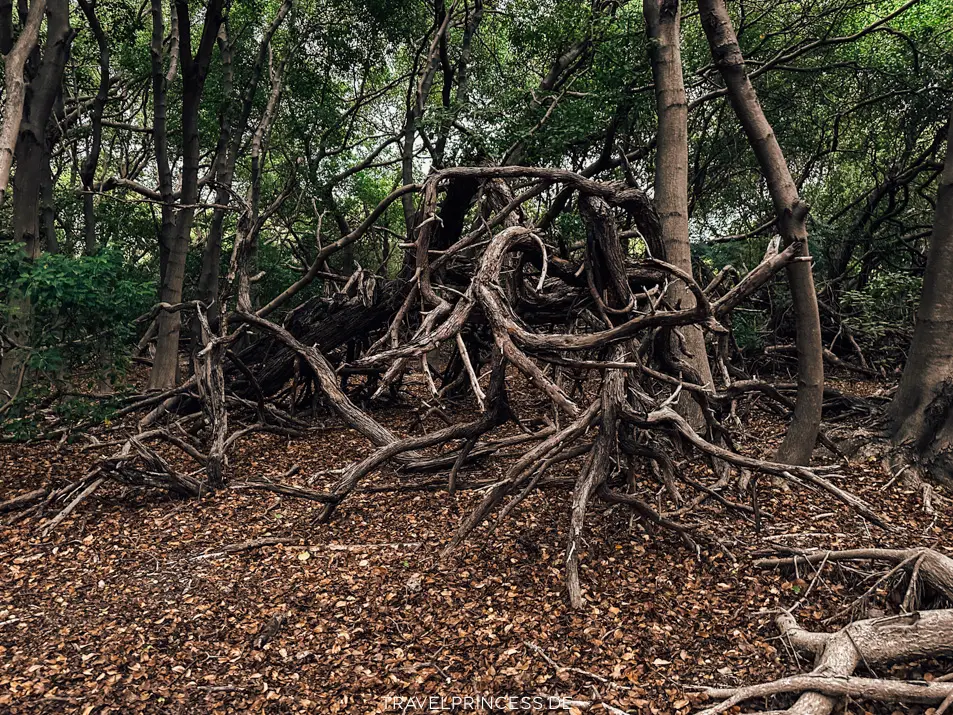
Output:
top-left (0, 382), bottom-right (950, 714)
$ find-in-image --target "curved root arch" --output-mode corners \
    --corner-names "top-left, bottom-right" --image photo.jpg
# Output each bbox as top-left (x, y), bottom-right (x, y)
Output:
top-left (2, 166), bottom-right (887, 608)
top-left (701, 548), bottom-right (953, 715)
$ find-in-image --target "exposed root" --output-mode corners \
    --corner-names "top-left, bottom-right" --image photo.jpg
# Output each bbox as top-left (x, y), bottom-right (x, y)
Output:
top-left (755, 547), bottom-right (953, 605)
top-left (701, 548), bottom-right (953, 714)
top-left (0, 487), bottom-right (48, 514)
top-left (3, 166), bottom-right (889, 607)
top-left (883, 448), bottom-right (940, 515)
top-left (40, 475), bottom-right (106, 537)
top-left (698, 609), bottom-right (953, 715)
top-left (700, 671), bottom-right (953, 714)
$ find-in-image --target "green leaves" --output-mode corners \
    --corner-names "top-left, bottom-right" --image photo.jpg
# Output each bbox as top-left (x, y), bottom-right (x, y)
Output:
top-left (0, 245), bottom-right (154, 378)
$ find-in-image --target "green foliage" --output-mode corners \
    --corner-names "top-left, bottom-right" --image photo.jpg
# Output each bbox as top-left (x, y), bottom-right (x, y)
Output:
top-left (841, 271), bottom-right (922, 363)
top-left (0, 383), bottom-right (128, 441)
top-left (4, 0), bottom-right (946, 401)
top-left (731, 310), bottom-right (770, 353)
top-left (0, 246), bottom-right (154, 378)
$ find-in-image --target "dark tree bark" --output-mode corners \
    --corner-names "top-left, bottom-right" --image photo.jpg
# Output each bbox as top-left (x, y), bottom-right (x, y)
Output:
top-left (888, 107), bottom-right (953, 485)
top-left (698, 0), bottom-right (824, 465)
top-left (0, 0), bottom-right (73, 396)
top-left (0, 0), bottom-right (45, 203)
top-left (76, 0), bottom-right (109, 255)
top-left (400, 4), bottom-right (453, 237)
top-left (39, 142), bottom-right (55, 252)
top-left (432, 0), bottom-right (482, 166)
top-left (645, 0), bottom-right (714, 429)
top-left (227, 52), bottom-right (286, 313)
top-left (0, 0), bottom-right (13, 55)
top-left (231, 287), bottom-right (404, 399)
top-left (195, 22), bottom-right (235, 320)
top-left (196, 0), bottom-right (291, 318)
top-left (150, 0), bottom-right (226, 389)
top-left (147, 0), bottom-right (177, 389)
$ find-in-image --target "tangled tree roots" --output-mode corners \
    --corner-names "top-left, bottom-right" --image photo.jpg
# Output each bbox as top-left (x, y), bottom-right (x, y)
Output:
top-left (699, 548), bottom-right (953, 714)
top-left (1, 166), bottom-right (894, 607)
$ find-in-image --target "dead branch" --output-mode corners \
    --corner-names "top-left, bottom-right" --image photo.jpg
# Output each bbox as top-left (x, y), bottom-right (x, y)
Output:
top-left (699, 608), bottom-right (953, 715)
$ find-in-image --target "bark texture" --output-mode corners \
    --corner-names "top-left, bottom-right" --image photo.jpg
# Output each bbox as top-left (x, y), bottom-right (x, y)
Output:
top-left (698, 0), bottom-right (824, 465)
top-left (76, 0), bottom-right (109, 255)
top-left (0, 0), bottom-right (73, 397)
top-left (646, 0), bottom-right (714, 429)
top-left (0, 0), bottom-right (45, 203)
top-left (196, 0), bottom-right (291, 319)
top-left (887, 106), bottom-right (953, 485)
top-left (150, 0), bottom-right (226, 389)
top-left (703, 548), bottom-right (953, 714)
top-left (147, 0), bottom-right (178, 389)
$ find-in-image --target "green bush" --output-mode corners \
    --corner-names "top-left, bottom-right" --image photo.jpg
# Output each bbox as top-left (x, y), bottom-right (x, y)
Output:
top-left (841, 271), bottom-right (921, 365)
top-left (0, 245), bottom-right (155, 379)
top-left (731, 309), bottom-right (769, 353)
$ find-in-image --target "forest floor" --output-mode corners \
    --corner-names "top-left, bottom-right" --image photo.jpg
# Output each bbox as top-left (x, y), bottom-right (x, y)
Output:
top-left (0, 376), bottom-right (951, 715)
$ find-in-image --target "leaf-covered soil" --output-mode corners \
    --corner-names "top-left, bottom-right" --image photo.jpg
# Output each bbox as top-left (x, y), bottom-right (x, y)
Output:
top-left (1, 380), bottom-right (950, 714)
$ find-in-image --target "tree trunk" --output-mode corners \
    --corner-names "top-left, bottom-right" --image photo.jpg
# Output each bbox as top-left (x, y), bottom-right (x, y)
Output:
top-left (0, 0), bottom-right (45, 205)
top-left (228, 57), bottom-right (284, 314)
top-left (77, 0), bottom-right (109, 255)
top-left (194, 24), bottom-right (233, 338)
top-left (14, 133), bottom-right (46, 260)
top-left (150, 0), bottom-right (225, 389)
top-left (645, 0), bottom-right (714, 430)
top-left (887, 107), bottom-right (953, 484)
top-left (698, 0), bottom-right (824, 465)
top-left (197, 0), bottom-right (290, 319)
top-left (0, 0), bottom-right (72, 397)
top-left (39, 143), bottom-right (56, 253)
top-left (148, 0), bottom-right (179, 389)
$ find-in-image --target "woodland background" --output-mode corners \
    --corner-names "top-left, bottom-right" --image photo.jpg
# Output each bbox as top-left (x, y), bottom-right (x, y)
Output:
top-left (0, 0), bottom-right (952, 713)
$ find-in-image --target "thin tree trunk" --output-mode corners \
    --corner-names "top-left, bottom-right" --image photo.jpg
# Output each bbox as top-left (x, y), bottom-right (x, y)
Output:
top-left (196, 0), bottom-right (290, 317)
top-left (400, 6), bottom-right (454, 237)
top-left (77, 0), bottom-right (109, 255)
top-left (0, 0), bottom-right (12, 55)
top-left (888, 107), bottom-right (953, 483)
top-left (645, 0), bottom-right (714, 429)
top-left (12, 1), bottom-right (72, 259)
top-left (698, 0), bottom-right (824, 465)
top-left (0, 0), bottom-right (45, 205)
top-left (148, 0), bottom-right (179, 389)
top-left (195, 23), bottom-right (234, 318)
top-left (150, 0), bottom-right (225, 389)
top-left (39, 145), bottom-right (56, 252)
top-left (228, 53), bottom-right (285, 314)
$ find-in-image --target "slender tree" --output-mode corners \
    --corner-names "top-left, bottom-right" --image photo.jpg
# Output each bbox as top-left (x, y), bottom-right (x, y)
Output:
top-left (196, 0), bottom-right (292, 322)
top-left (698, 0), bottom-right (824, 465)
top-left (150, 0), bottom-right (226, 389)
top-left (645, 0), bottom-right (714, 429)
top-left (147, 0), bottom-right (178, 389)
top-left (0, 0), bottom-right (73, 396)
top-left (76, 0), bottom-right (109, 255)
top-left (0, 0), bottom-right (46, 204)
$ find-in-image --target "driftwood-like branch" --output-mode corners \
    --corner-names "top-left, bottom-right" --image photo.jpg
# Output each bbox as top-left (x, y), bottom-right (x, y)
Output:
top-left (701, 549), bottom-right (953, 715)
top-left (641, 406), bottom-right (887, 528)
top-left (6, 158), bottom-right (883, 614)
top-left (700, 673), bottom-right (953, 713)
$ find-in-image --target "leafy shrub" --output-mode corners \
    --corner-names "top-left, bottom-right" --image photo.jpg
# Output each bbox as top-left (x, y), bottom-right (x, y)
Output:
top-left (0, 384), bottom-right (125, 441)
top-left (841, 271), bottom-right (921, 365)
top-left (0, 245), bottom-right (155, 380)
top-left (731, 309), bottom-right (769, 353)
